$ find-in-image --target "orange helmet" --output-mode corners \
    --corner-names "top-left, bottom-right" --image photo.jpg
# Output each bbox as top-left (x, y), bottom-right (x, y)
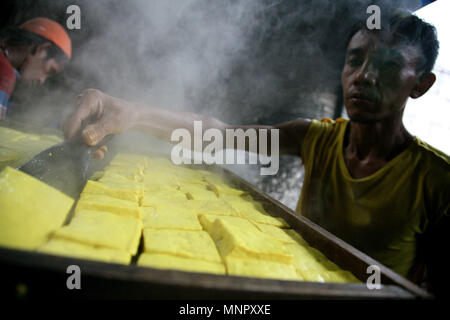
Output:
top-left (19, 17), bottom-right (72, 59)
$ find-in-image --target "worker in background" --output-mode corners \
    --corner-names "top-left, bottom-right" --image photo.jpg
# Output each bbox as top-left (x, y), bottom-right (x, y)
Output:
top-left (0, 17), bottom-right (71, 119)
top-left (63, 14), bottom-right (449, 296)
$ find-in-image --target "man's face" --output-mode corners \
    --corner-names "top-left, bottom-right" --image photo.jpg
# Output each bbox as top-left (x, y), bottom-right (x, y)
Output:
top-left (19, 43), bottom-right (64, 85)
top-left (341, 30), bottom-right (422, 123)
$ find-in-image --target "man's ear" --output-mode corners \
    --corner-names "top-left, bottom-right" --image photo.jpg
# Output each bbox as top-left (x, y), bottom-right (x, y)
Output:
top-left (34, 42), bottom-right (52, 59)
top-left (410, 72), bottom-right (436, 99)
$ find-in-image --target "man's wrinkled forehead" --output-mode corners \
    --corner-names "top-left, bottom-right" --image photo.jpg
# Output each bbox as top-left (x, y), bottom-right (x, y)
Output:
top-left (346, 30), bottom-right (421, 65)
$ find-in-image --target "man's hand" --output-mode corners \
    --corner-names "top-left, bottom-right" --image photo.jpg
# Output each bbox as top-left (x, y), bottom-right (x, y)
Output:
top-left (63, 89), bottom-right (139, 158)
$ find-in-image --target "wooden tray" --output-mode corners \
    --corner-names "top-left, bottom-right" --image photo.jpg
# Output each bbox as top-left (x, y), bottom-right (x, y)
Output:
top-left (0, 170), bottom-right (431, 300)
top-left (0, 135), bottom-right (431, 299)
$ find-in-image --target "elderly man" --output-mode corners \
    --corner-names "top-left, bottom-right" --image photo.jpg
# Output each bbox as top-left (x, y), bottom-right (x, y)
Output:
top-left (64, 14), bottom-right (448, 295)
top-left (0, 17), bottom-right (71, 119)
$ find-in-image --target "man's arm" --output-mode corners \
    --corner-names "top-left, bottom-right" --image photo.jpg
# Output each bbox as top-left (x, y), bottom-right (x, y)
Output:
top-left (63, 89), bottom-right (311, 157)
top-left (0, 89), bottom-right (10, 120)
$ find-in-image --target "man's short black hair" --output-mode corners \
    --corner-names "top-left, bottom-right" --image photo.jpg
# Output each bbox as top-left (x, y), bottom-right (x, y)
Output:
top-left (347, 12), bottom-right (439, 74)
top-left (0, 26), bottom-right (68, 64)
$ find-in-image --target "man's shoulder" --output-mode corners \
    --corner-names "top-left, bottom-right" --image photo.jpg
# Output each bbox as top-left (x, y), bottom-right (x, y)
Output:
top-left (300, 117), bottom-right (347, 162)
top-left (307, 117), bottom-right (348, 136)
top-left (0, 51), bottom-right (16, 96)
top-left (413, 138), bottom-right (450, 168)
top-left (314, 117), bottom-right (348, 126)
top-left (412, 138), bottom-right (450, 188)
top-left (0, 51), bottom-right (14, 78)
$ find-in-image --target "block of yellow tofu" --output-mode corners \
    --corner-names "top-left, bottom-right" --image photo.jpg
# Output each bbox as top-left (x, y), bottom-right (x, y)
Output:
top-left (225, 257), bottom-right (299, 281)
top-left (109, 158), bottom-right (148, 170)
top-left (141, 188), bottom-right (187, 207)
top-left (0, 127), bottom-right (25, 141)
top-left (198, 214), bottom-right (258, 233)
top-left (186, 199), bottom-right (239, 217)
top-left (253, 224), bottom-right (298, 244)
top-left (111, 152), bottom-right (149, 165)
top-left (143, 171), bottom-right (180, 189)
top-left (226, 197), bottom-right (266, 213)
top-left (285, 243), bottom-right (329, 272)
top-left (180, 178), bottom-right (209, 187)
top-left (296, 269), bottom-right (326, 282)
top-left (202, 173), bottom-right (231, 186)
top-left (106, 164), bottom-right (146, 177)
top-left (306, 246), bottom-right (341, 270)
top-left (204, 175), bottom-right (245, 196)
top-left (239, 209), bottom-right (289, 228)
top-left (218, 193), bottom-right (254, 205)
top-left (108, 157), bottom-right (146, 167)
top-left (180, 183), bottom-right (218, 200)
top-left (172, 167), bottom-right (209, 185)
top-left (0, 167), bottom-right (74, 250)
top-left (207, 218), bottom-right (293, 265)
top-left (98, 175), bottom-right (145, 191)
top-left (152, 202), bottom-right (197, 216)
top-left (76, 193), bottom-right (141, 219)
top-left (138, 253), bottom-right (226, 275)
top-left (143, 179), bottom-right (177, 192)
top-left (0, 129), bottom-right (63, 170)
top-left (146, 157), bottom-right (175, 168)
top-left (284, 229), bottom-right (309, 246)
top-left (170, 165), bottom-right (201, 176)
top-left (54, 210), bottom-right (142, 255)
top-left (98, 171), bottom-right (143, 183)
top-left (208, 184), bottom-right (246, 197)
top-left (285, 243), bottom-right (342, 275)
top-left (143, 182), bottom-right (166, 193)
top-left (297, 268), bottom-right (360, 284)
top-left (141, 206), bottom-right (203, 231)
top-left (104, 165), bottom-right (144, 177)
top-left (233, 201), bottom-right (289, 228)
top-left (142, 229), bottom-right (222, 263)
top-left (101, 169), bottom-right (143, 182)
top-left (82, 180), bottom-right (142, 202)
top-left (38, 238), bottom-right (131, 264)
top-left (0, 128), bottom-right (60, 145)
top-left (193, 169), bottom-right (215, 179)
top-left (0, 147), bottom-right (24, 170)
top-left (321, 270), bottom-right (361, 283)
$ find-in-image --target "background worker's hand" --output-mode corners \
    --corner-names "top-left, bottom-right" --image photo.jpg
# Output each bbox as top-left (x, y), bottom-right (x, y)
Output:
top-left (63, 88), bottom-right (138, 159)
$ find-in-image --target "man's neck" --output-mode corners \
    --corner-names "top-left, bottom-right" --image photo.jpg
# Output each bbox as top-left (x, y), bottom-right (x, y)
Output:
top-left (343, 112), bottom-right (414, 178)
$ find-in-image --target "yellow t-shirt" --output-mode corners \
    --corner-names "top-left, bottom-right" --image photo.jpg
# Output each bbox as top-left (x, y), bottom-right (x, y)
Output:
top-left (296, 118), bottom-right (450, 278)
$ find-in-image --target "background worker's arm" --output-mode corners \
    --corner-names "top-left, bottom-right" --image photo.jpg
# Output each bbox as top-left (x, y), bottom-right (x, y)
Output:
top-left (63, 89), bottom-right (311, 157)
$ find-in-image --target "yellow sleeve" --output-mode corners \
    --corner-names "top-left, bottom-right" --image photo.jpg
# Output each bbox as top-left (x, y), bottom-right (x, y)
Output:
top-left (300, 118), bottom-right (337, 166)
